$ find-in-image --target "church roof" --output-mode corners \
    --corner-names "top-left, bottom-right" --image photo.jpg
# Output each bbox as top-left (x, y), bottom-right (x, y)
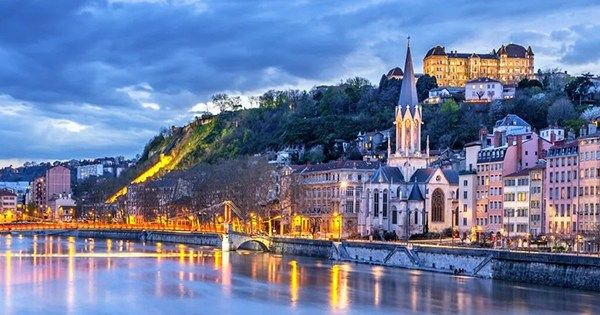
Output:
top-left (409, 168), bottom-right (459, 184)
top-left (442, 170), bottom-right (459, 184)
top-left (410, 168), bottom-right (436, 183)
top-left (408, 183), bottom-right (424, 201)
top-left (369, 166), bottom-right (405, 184)
top-left (398, 41), bottom-right (419, 115)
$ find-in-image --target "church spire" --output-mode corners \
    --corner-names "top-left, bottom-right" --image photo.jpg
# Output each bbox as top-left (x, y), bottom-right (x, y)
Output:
top-left (398, 36), bottom-right (419, 113)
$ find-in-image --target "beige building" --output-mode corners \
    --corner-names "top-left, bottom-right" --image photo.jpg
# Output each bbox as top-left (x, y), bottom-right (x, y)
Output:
top-left (423, 43), bottom-right (534, 86)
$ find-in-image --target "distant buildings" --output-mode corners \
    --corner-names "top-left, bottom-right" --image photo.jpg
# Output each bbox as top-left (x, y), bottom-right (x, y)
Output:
top-left (77, 164), bottom-right (103, 181)
top-left (423, 43), bottom-right (535, 86)
top-left (0, 190), bottom-right (17, 222)
top-left (27, 165), bottom-right (73, 219)
top-left (76, 156), bottom-right (133, 181)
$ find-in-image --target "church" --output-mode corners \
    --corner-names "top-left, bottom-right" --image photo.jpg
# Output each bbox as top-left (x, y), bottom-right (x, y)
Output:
top-left (358, 40), bottom-right (459, 238)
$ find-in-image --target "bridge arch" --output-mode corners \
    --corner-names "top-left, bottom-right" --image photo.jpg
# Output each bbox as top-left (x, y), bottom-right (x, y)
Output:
top-left (236, 239), bottom-right (270, 251)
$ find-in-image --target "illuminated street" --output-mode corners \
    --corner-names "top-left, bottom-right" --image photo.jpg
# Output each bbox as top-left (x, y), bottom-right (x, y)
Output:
top-left (0, 234), bottom-right (598, 314)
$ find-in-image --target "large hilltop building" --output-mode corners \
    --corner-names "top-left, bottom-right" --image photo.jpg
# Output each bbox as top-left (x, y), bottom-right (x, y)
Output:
top-left (423, 43), bottom-right (535, 86)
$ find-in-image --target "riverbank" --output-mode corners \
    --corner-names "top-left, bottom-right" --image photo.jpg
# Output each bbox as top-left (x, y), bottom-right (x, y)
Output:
top-left (8, 229), bottom-right (600, 292)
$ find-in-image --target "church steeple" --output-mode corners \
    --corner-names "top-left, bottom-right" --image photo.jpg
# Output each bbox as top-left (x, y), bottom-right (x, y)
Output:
top-left (398, 36), bottom-right (419, 114)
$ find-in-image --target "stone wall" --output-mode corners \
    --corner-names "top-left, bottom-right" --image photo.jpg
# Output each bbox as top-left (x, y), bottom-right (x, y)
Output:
top-left (271, 237), bottom-right (333, 258)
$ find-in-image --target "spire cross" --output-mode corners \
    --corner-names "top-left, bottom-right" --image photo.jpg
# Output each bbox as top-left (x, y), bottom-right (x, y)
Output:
top-left (407, 36), bottom-right (411, 47)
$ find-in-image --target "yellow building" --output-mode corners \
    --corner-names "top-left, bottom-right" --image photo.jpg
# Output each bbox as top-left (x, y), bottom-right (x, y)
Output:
top-left (423, 44), bottom-right (534, 87)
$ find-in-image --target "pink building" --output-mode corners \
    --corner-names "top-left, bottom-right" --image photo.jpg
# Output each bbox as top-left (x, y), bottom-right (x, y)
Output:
top-left (576, 133), bottom-right (600, 234)
top-left (475, 115), bottom-right (553, 237)
top-left (545, 141), bottom-right (578, 235)
top-left (45, 165), bottom-right (71, 202)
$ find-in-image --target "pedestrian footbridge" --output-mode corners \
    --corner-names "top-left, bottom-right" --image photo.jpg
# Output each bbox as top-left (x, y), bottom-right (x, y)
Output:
top-left (222, 229), bottom-right (271, 251)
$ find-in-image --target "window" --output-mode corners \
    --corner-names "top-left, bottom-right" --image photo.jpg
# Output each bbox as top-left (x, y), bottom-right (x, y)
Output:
top-left (432, 188), bottom-right (445, 222)
top-left (382, 190), bottom-right (388, 218)
top-left (391, 206), bottom-right (397, 224)
top-left (373, 189), bottom-right (379, 217)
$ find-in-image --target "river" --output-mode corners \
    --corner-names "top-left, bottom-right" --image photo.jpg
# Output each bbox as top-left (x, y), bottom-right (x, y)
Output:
top-left (0, 234), bottom-right (598, 314)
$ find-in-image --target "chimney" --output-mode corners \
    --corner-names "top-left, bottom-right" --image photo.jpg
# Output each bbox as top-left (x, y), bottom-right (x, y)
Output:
top-left (516, 135), bottom-right (523, 171)
top-left (588, 123), bottom-right (597, 135)
top-left (550, 131), bottom-right (556, 144)
top-left (480, 127), bottom-right (489, 145)
top-left (494, 131), bottom-right (502, 147)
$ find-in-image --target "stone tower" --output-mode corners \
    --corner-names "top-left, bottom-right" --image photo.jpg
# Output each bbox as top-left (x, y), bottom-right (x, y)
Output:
top-left (389, 38), bottom-right (429, 179)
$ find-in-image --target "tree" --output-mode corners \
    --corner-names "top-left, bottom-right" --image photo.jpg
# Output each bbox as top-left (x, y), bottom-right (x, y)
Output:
top-left (212, 93), bottom-right (243, 112)
top-left (517, 78), bottom-right (543, 90)
top-left (416, 74), bottom-right (438, 102)
top-left (548, 97), bottom-right (577, 126)
top-left (565, 73), bottom-right (594, 107)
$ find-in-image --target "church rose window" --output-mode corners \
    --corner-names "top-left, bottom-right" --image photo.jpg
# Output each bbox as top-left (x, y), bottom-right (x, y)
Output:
top-left (432, 188), bottom-right (445, 222)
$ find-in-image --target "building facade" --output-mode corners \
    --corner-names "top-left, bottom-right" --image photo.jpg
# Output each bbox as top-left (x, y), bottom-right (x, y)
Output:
top-left (423, 44), bottom-right (535, 86)
top-left (290, 160), bottom-right (380, 238)
top-left (359, 40), bottom-right (459, 239)
top-left (77, 164), bottom-right (104, 181)
top-left (545, 141), bottom-right (579, 235)
top-left (465, 77), bottom-right (503, 102)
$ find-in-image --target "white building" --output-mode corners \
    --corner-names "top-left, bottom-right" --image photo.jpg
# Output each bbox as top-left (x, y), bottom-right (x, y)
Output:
top-left (540, 127), bottom-right (565, 143)
top-left (0, 181), bottom-right (29, 204)
top-left (465, 77), bottom-right (503, 102)
top-left (503, 169), bottom-right (530, 238)
top-left (77, 163), bottom-right (104, 180)
top-left (458, 141), bottom-right (481, 238)
top-left (49, 194), bottom-right (76, 221)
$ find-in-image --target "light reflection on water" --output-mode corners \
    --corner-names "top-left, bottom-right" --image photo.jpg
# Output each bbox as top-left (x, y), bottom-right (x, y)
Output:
top-left (0, 234), bottom-right (599, 315)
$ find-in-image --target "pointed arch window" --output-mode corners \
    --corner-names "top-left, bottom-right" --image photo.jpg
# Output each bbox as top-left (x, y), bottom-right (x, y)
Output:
top-left (432, 188), bottom-right (445, 222)
top-left (373, 189), bottom-right (379, 217)
top-left (382, 189), bottom-right (388, 218)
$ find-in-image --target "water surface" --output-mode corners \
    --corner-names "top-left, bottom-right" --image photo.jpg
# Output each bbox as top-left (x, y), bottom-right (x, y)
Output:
top-left (0, 234), bottom-right (598, 314)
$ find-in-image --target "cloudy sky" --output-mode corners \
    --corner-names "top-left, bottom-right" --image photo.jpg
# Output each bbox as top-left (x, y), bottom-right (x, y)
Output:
top-left (0, 0), bottom-right (598, 166)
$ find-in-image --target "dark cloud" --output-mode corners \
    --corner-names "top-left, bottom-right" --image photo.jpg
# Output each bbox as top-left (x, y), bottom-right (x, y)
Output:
top-left (561, 25), bottom-right (600, 65)
top-left (0, 0), bottom-right (598, 163)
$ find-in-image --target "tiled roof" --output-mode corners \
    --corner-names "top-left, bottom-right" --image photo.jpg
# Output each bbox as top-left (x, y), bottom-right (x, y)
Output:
top-left (410, 168), bottom-right (436, 183)
top-left (467, 77), bottom-right (501, 84)
top-left (408, 183), bottom-right (424, 201)
top-left (499, 44), bottom-right (528, 58)
top-left (300, 160), bottom-right (381, 173)
top-left (504, 169), bottom-right (531, 178)
top-left (369, 166), bottom-right (404, 184)
top-left (442, 170), bottom-right (459, 184)
top-left (387, 67), bottom-right (403, 77)
top-left (494, 114), bottom-right (531, 128)
top-left (0, 189), bottom-right (16, 197)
